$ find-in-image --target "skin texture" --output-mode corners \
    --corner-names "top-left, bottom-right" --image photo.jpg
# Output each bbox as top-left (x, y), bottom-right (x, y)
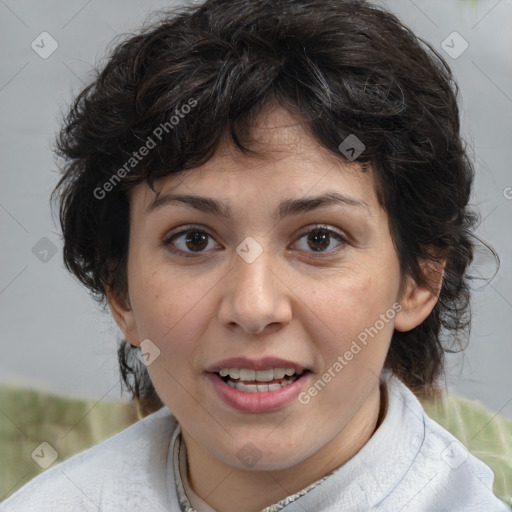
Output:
top-left (107, 108), bottom-right (441, 512)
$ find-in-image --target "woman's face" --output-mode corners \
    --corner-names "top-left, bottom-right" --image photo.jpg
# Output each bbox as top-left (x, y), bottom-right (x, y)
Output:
top-left (109, 108), bottom-right (423, 473)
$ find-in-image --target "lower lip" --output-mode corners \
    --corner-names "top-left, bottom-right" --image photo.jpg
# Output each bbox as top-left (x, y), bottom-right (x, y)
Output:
top-left (206, 372), bottom-right (310, 413)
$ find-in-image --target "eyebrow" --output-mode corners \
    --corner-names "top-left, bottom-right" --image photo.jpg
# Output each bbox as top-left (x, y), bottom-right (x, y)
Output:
top-left (146, 192), bottom-right (370, 219)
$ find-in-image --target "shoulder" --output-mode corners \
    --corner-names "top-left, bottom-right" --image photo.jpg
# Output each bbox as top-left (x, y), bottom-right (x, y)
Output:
top-left (381, 375), bottom-right (511, 511)
top-left (0, 406), bottom-right (178, 512)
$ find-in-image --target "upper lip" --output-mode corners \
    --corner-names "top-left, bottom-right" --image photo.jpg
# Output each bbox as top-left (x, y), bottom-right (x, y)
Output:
top-left (206, 357), bottom-right (309, 373)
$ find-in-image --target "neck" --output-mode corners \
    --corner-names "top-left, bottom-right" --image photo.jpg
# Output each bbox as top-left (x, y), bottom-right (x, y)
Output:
top-left (182, 381), bottom-right (386, 512)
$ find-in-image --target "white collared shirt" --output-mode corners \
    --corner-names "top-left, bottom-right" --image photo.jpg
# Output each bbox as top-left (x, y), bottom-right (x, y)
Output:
top-left (2, 373), bottom-right (510, 511)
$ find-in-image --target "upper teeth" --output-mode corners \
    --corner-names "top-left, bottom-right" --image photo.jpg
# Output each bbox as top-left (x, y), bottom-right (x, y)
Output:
top-left (218, 368), bottom-right (302, 381)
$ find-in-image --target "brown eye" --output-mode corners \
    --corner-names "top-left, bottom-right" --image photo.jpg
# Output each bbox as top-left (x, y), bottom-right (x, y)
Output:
top-left (294, 226), bottom-right (348, 255)
top-left (184, 231), bottom-right (209, 251)
top-left (307, 230), bottom-right (331, 252)
top-left (162, 227), bottom-right (220, 256)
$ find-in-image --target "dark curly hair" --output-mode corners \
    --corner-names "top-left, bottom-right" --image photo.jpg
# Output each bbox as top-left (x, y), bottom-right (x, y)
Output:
top-left (52, 0), bottom-right (480, 417)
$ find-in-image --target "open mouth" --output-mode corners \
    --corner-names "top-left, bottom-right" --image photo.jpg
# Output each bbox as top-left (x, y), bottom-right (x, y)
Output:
top-left (216, 367), bottom-right (308, 393)
top-left (208, 362), bottom-right (312, 412)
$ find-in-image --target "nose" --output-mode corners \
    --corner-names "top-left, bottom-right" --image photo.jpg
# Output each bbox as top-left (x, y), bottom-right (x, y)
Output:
top-left (218, 247), bottom-right (292, 336)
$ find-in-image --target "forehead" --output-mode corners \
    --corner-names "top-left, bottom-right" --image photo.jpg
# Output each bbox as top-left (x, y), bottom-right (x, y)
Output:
top-left (129, 107), bottom-right (378, 214)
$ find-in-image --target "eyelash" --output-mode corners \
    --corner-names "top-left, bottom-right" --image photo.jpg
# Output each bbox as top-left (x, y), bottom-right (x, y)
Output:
top-left (162, 224), bottom-right (349, 258)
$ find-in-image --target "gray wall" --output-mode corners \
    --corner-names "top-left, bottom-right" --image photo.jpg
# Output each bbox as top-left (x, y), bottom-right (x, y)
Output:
top-left (1, 0), bottom-right (511, 419)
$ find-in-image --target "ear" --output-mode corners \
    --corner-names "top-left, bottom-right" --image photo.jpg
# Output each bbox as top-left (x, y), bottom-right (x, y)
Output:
top-left (105, 286), bottom-right (141, 347)
top-left (394, 259), bottom-right (445, 332)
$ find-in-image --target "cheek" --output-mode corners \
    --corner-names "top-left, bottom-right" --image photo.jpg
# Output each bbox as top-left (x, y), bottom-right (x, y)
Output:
top-left (128, 260), bottom-right (195, 343)
top-left (130, 267), bottom-right (207, 405)
top-left (317, 271), bottom-right (395, 323)
top-left (308, 271), bottom-right (398, 360)
top-left (128, 262), bottom-right (223, 383)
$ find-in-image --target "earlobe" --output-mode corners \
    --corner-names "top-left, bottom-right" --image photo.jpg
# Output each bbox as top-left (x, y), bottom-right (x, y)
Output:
top-left (105, 286), bottom-right (140, 347)
top-left (394, 260), bottom-right (445, 333)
